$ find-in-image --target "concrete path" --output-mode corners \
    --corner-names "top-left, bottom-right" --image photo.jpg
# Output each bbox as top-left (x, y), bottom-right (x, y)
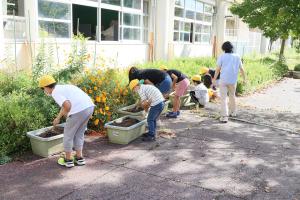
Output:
top-left (1, 78), bottom-right (300, 200)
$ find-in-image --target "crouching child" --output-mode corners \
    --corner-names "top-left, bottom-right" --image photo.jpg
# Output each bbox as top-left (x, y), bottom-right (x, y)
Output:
top-left (189, 75), bottom-right (209, 107)
top-left (129, 79), bottom-right (164, 142)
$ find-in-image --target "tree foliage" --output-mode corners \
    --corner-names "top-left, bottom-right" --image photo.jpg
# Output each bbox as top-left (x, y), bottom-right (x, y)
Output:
top-left (230, 0), bottom-right (300, 58)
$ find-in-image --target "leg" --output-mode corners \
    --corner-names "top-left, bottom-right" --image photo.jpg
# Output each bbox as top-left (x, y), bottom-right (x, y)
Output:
top-left (219, 84), bottom-right (229, 117)
top-left (63, 117), bottom-right (82, 160)
top-left (146, 103), bottom-right (164, 138)
top-left (228, 84), bottom-right (237, 116)
top-left (173, 95), bottom-right (180, 112)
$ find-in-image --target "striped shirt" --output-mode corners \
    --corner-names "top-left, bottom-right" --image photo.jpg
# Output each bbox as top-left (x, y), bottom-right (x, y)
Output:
top-left (137, 84), bottom-right (164, 107)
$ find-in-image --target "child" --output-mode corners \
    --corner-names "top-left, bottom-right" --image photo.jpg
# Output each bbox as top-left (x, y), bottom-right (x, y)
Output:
top-left (160, 66), bottom-right (190, 118)
top-left (129, 79), bottom-right (165, 142)
top-left (199, 66), bottom-right (220, 89)
top-left (189, 75), bottom-right (209, 107)
top-left (39, 75), bottom-right (95, 168)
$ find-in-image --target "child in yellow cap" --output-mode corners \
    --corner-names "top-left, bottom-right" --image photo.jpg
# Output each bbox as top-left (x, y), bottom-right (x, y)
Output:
top-left (189, 75), bottom-right (209, 107)
top-left (199, 66), bottom-right (220, 89)
top-left (129, 79), bottom-right (164, 142)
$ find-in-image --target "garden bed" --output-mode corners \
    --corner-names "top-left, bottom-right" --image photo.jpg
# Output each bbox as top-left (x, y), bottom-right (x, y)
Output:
top-left (118, 104), bottom-right (146, 119)
top-left (26, 124), bottom-right (65, 157)
top-left (104, 116), bottom-right (146, 145)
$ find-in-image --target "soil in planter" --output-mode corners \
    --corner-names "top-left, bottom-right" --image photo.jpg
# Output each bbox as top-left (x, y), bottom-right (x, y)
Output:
top-left (39, 126), bottom-right (64, 138)
top-left (111, 118), bottom-right (140, 127)
top-left (125, 106), bottom-right (144, 113)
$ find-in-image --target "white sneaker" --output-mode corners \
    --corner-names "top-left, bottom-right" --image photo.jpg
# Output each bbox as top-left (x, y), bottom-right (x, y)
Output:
top-left (220, 117), bottom-right (228, 123)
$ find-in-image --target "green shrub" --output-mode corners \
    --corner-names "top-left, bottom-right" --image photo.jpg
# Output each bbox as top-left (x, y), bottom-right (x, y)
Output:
top-left (0, 72), bottom-right (32, 95)
top-left (294, 64), bottom-right (300, 71)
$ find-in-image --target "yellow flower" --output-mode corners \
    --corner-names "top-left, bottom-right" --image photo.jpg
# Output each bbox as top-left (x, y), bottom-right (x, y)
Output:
top-left (94, 119), bottom-right (99, 126)
top-left (91, 78), bottom-right (96, 83)
top-left (97, 70), bottom-right (101, 75)
top-left (99, 108), bottom-right (104, 114)
top-left (94, 86), bottom-right (98, 91)
top-left (88, 89), bottom-right (93, 94)
top-left (105, 106), bottom-right (109, 111)
top-left (102, 96), bottom-right (106, 103)
top-left (96, 96), bottom-right (101, 102)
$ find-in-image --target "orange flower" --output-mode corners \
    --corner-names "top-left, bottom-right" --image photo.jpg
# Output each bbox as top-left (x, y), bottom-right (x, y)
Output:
top-left (99, 108), bottom-right (104, 114)
top-left (88, 89), bottom-right (93, 94)
top-left (96, 96), bottom-right (101, 102)
top-left (94, 86), bottom-right (98, 91)
top-left (94, 119), bottom-right (99, 126)
top-left (102, 96), bottom-right (106, 103)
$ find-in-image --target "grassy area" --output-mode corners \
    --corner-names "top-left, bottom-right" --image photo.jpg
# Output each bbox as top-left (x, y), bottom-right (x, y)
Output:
top-left (137, 50), bottom-right (290, 95)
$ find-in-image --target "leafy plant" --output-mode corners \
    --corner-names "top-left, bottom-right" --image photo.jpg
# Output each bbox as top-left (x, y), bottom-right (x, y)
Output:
top-left (294, 64), bottom-right (300, 71)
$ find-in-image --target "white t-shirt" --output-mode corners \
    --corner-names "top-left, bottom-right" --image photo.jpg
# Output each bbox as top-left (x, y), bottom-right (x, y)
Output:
top-left (217, 53), bottom-right (242, 85)
top-left (138, 84), bottom-right (164, 107)
top-left (52, 85), bottom-right (95, 115)
top-left (190, 83), bottom-right (209, 106)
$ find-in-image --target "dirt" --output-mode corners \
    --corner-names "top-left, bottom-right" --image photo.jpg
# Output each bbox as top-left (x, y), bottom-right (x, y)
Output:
top-left (125, 106), bottom-right (144, 113)
top-left (111, 118), bottom-right (140, 127)
top-left (39, 126), bottom-right (64, 138)
top-left (85, 129), bottom-right (107, 138)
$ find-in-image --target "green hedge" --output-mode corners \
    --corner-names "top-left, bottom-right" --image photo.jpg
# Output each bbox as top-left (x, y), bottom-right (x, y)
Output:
top-left (294, 64), bottom-right (300, 71)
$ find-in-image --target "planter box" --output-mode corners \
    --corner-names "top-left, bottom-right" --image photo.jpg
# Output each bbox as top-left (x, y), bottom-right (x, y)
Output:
top-left (117, 104), bottom-right (146, 120)
top-left (293, 71), bottom-right (300, 79)
top-left (169, 92), bottom-right (193, 107)
top-left (26, 124), bottom-right (65, 157)
top-left (104, 116), bottom-right (146, 145)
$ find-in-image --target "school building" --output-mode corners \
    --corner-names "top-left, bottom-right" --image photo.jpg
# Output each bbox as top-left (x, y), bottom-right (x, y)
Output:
top-left (0, 0), bottom-right (276, 70)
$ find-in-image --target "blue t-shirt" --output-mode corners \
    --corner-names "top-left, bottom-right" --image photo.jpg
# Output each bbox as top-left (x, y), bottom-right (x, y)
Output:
top-left (217, 53), bottom-right (242, 84)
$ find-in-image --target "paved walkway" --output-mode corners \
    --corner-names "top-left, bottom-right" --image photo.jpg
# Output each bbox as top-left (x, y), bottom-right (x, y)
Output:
top-left (1, 79), bottom-right (300, 200)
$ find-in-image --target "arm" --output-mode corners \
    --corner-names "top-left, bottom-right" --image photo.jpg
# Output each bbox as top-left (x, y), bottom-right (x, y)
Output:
top-left (144, 79), bottom-right (154, 85)
top-left (212, 66), bottom-right (221, 85)
top-left (53, 100), bottom-right (71, 126)
top-left (240, 66), bottom-right (247, 84)
top-left (170, 74), bottom-right (178, 90)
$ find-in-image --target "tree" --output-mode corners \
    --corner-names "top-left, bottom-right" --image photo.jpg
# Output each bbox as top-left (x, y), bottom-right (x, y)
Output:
top-left (230, 0), bottom-right (300, 60)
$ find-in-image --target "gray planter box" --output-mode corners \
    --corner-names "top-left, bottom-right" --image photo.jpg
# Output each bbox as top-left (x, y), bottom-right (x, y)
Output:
top-left (293, 71), bottom-right (300, 79)
top-left (162, 100), bottom-right (170, 114)
top-left (26, 124), bottom-right (65, 157)
top-left (117, 104), bottom-right (146, 120)
top-left (104, 116), bottom-right (146, 145)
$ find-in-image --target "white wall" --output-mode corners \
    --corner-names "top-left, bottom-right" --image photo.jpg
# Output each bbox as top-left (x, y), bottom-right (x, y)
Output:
top-left (173, 44), bottom-right (213, 58)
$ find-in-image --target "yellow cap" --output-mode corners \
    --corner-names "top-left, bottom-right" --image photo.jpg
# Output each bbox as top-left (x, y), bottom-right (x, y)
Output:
top-left (38, 75), bottom-right (56, 88)
top-left (191, 75), bottom-right (201, 82)
top-left (129, 79), bottom-right (139, 90)
top-left (199, 67), bottom-right (209, 75)
top-left (160, 65), bottom-right (168, 71)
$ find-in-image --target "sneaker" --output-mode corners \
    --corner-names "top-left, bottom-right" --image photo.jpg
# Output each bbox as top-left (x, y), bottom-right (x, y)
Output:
top-left (229, 113), bottom-right (237, 117)
top-left (57, 157), bottom-right (74, 168)
top-left (142, 132), bottom-right (149, 137)
top-left (74, 157), bottom-right (86, 166)
top-left (176, 111), bottom-right (180, 116)
top-left (142, 135), bottom-right (156, 142)
top-left (166, 112), bottom-right (177, 118)
top-left (220, 117), bottom-right (228, 123)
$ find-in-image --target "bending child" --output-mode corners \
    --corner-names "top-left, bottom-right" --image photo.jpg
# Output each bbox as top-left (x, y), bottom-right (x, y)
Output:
top-left (189, 75), bottom-right (209, 107)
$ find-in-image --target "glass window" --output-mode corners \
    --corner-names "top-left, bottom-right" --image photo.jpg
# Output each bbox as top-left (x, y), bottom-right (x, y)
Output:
top-left (143, 16), bottom-right (148, 28)
top-left (174, 20), bottom-right (180, 31)
top-left (201, 34), bottom-right (210, 43)
top-left (185, 0), bottom-right (195, 11)
top-left (123, 28), bottom-right (140, 40)
top-left (39, 21), bottom-right (70, 38)
top-left (195, 24), bottom-right (201, 33)
top-left (174, 32), bottom-right (180, 41)
top-left (101, 8), bottom-right (119, 41)
top-left (204, 4), bottom-right (213, 13)
top-left (3, 0), bottom-right (25, 16)
top-left (143, 29), bottom-right (148, 42)
top-left (175, 7), bottom-right (184, 18)
top-left (184, 23), bottom-right (191, 32)
top-left (196, 1), bottom-right (203, 12)
top-left (195, 33), bottom-right (201, 42)
top-left (175, 0), bottom-right (184, 7)
top-left (202, 25), bottom-right (211, 33)
top-left (204, 15), bottom-right (212, 23)
top-left (185, 10), bottom-right (194, 19)
top-left (101, 0), bottom-right (121, 6)
top-left (196, 12), bottom-right (203, 21)
top-left (38, 0), bottom-right (70, 20)
top-left (180, 33), bottom-right (189, 42)
top-left (123, 13), bottom-right (140, 26)
top-left (143, 0), bottom-right (149, 14)
top-left (3, 17), bottom-right (26, 39)
top-left (124, 0), bottom-right (141, 9)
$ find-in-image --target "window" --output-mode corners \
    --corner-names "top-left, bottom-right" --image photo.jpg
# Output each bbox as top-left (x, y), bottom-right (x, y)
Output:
top-left (2, 0), bottom-right (25, 16)
top-left (73, 4), bottom-right (98, 40)
top-left (174, 0), bottom-right (213, 44)
top-left (38, 0), bottom-right (71, 38)
top-left (100, 0), bottom-right (148, 42)
top-left (102, 0), bottom-right (121, 6)
top-left (123, 0), bottom-right (141, 9)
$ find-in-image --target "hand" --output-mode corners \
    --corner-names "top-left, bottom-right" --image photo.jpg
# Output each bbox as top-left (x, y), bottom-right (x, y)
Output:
top-left (142, 101), bottom-right (150, 111)
top-left (53, 117), bottom-right (60, 126)
top-left (212, 78), bottom-right (216, 86)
